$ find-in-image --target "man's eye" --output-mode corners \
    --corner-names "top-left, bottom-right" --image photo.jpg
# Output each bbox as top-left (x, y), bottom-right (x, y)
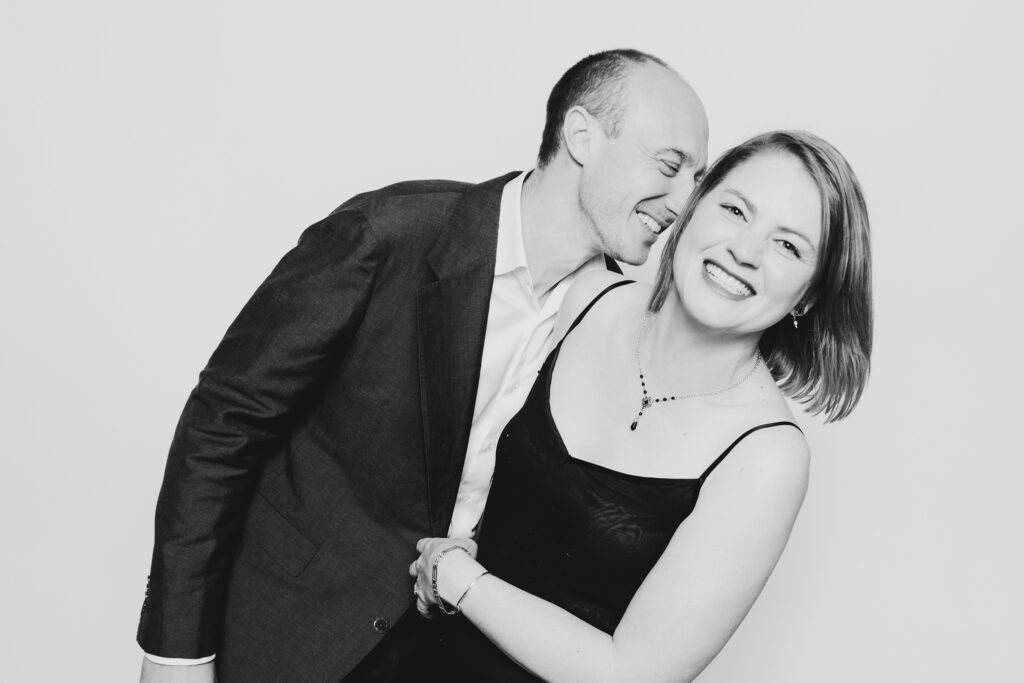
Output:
top-left (660, 160), bottom-right (680, 176)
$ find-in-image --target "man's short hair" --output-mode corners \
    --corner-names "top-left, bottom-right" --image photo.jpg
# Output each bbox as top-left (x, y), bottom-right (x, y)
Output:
top-left (537, 49), bottom-right (669, 167)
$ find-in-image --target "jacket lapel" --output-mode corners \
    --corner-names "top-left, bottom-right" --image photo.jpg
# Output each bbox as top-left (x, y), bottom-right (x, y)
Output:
top-left (417, 172), bottom-right (519, 535)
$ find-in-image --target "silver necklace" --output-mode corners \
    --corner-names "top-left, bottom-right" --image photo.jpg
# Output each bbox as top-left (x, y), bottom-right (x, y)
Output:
top-left (630, 312), bottom-right (762, 431)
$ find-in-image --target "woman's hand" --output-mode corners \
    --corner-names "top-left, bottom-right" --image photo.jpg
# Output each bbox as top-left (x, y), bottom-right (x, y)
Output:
top-left (408, 537), bottom-right (479, 618)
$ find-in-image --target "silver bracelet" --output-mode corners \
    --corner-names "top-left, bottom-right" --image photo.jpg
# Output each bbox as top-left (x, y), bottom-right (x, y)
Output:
top-left (431, 545), bottom-right (472, 616)
top-left (455, 570), bottom-right (491, 613)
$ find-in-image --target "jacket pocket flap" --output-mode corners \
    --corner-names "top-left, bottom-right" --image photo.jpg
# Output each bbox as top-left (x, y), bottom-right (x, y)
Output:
top-left (243, 492), bottom-right (320, 577)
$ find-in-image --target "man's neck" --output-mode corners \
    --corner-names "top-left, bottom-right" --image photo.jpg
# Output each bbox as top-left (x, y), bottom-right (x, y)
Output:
top-left (519, 163), bottom-right (600, 297)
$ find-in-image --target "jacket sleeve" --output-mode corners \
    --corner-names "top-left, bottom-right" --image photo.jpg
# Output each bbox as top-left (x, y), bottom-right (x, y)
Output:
top-left (137, 208), bottom-right (382, 658)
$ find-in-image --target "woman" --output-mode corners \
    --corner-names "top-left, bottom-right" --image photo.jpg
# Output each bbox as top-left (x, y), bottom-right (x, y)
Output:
top-left (410, 130), bottom-right (871, 682)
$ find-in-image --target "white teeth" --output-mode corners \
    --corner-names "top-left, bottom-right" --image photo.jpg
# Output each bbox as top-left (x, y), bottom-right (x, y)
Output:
top-left (705, 262), bottom-right (753, 296)
top-left (637, 212), bottom-right (660, 233)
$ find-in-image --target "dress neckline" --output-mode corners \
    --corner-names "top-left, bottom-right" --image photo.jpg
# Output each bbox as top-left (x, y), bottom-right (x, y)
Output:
top-left (543, 342), bottom-right (703, 485)
top-left (543, 335), bottom-right (802, 485)
top-left (539, 279), bottom-right (801, 484)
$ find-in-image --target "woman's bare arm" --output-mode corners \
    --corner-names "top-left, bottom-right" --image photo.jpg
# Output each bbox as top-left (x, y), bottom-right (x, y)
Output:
top-left (416, 425), bottom-right (810, 683)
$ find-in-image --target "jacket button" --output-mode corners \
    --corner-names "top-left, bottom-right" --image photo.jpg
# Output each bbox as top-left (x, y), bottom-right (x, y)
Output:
top-left (373, 617), bottom-right (389, 634)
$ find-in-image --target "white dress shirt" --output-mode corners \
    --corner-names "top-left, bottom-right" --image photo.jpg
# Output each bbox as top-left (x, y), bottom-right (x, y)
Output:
top-left (145, 171), bottom-right (603, 664)
top-left (447, 171), bottom-right (602, 537)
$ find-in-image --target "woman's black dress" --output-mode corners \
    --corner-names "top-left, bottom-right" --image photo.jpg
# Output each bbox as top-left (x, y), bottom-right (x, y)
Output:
top-left (439, 281), bottom-right (798, 681)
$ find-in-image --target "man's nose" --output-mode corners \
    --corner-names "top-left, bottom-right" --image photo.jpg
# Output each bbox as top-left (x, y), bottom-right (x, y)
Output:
top-left (664, 174), bottom-right (697, 218)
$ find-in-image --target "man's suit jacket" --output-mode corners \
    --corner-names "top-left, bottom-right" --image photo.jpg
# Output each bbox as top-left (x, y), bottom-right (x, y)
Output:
top-left (138, 172), bottom-right (522, 681)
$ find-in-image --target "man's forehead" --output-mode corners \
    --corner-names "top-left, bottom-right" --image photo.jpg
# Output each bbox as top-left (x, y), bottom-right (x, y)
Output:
top-left (624, 63), bottom-right (702, 111)
top-left (621, 65), bottom-right (708, 153)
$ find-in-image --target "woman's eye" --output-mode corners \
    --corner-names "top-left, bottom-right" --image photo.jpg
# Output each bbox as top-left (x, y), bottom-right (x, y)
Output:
top-left (660, 160), bottom-right (680, 177)
top-left (721, 204), bottom-right (745, 220)
top-left (779, 240), bottom-right (801, 257)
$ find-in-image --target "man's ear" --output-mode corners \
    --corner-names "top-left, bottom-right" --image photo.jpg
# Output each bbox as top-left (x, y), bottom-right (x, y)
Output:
top-left (561, 106), bottom-right (597, 166)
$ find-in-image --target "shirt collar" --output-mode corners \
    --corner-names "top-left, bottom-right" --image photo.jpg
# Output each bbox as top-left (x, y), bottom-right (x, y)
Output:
top-left (495, 171), bottom-right (530, 276)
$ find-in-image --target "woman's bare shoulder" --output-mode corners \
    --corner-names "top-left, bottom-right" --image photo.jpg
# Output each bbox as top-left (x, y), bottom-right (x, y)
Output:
top-left (552, 271), bottom-right (649, 340)
top-left (703, 419), bottom-right (811, 506)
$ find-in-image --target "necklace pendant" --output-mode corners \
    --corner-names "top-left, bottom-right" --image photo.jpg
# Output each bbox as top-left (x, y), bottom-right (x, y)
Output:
top-left (630, 420), bottom-right (638, 431)
top-left (641, 396), bottom-right (652, 410)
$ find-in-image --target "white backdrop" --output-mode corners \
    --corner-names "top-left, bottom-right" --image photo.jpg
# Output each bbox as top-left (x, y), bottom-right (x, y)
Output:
top-left (1, 1), bottom-right (1021, 681)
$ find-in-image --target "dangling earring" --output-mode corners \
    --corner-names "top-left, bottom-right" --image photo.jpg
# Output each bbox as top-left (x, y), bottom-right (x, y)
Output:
top-left (791, 306), bottom-right (805, 330)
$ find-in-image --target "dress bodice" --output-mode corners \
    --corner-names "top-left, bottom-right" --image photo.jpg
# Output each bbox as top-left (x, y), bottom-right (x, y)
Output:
top-left (441, 281), bottom-right (799, 681)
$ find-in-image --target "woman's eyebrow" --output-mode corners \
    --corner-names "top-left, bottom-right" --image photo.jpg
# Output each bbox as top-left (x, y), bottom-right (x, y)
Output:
top-left (723, 188), bottom-right (757, 214)
top-left (778, 226), bottom-right (817, 250)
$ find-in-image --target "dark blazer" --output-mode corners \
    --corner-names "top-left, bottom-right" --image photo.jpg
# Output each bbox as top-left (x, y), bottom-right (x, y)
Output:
top-left (138, 172), bottom-right (522, 681)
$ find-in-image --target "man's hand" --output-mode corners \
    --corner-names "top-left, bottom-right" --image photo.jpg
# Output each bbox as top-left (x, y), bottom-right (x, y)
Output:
top-left (140, 657), bottom-right (215, 683)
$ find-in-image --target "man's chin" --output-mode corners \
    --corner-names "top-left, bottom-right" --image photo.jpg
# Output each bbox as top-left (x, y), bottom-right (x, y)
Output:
top-left (615, 245), bottom-right (653, 267)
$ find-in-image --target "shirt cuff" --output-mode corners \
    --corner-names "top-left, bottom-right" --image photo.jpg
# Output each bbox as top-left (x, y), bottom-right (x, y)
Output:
top-left (143, 652), bottom-right (216, 665)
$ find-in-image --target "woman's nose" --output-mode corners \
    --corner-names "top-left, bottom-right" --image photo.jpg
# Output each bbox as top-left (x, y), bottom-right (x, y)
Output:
top-left (726, 231), bottom-right (764, 268)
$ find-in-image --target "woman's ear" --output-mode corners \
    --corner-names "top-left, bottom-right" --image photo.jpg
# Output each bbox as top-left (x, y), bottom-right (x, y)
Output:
top-left (794, 296), bottom-right (815, 316)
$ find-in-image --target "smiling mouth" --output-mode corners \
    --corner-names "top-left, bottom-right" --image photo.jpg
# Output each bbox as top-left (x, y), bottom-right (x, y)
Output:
top-left (704, 261), bottom-right (755, 297)
top-left (637, 211), bottom-right (668, 235)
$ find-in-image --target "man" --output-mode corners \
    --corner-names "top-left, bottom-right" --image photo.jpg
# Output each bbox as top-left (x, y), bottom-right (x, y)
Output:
top-left (139, 48), bottom-right (707, 682)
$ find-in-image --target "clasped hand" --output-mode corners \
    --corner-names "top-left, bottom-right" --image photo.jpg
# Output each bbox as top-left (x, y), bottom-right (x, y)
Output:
top-left (408, 537), bottom-right (478, 618)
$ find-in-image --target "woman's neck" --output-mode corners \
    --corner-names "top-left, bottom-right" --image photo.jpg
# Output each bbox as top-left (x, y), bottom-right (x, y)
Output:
top-left (640, 294), bottom-right (763, 395)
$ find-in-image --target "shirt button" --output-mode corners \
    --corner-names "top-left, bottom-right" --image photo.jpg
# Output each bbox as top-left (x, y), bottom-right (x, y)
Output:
top-left (512, 382), bottom-right (521, 391)
top-left (373, 617), bottom-right (389, 634)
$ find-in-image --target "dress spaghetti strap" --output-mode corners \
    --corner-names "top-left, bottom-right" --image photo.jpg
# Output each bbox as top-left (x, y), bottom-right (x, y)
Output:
top-left (562, 280), bottom-right (635, 339)
top-left (698, 421), bottom-right (803, 482)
